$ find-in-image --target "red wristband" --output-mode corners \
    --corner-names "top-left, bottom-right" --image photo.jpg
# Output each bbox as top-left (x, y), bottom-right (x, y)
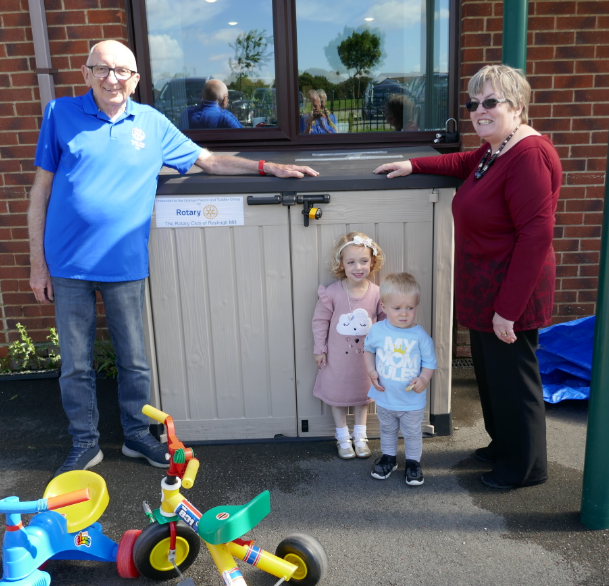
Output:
top-left (258, 160), bottom-right (266, 176)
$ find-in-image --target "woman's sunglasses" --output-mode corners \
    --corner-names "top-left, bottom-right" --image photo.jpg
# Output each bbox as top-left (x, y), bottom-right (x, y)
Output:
top-left (465, 98), bottom-right (508, 112)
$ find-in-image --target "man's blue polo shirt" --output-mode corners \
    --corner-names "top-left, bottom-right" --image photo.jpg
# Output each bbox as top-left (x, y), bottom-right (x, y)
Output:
top-left (180, 101), bottom-right (243, 130)
top-left (34, 90), bottom-right (202, 282)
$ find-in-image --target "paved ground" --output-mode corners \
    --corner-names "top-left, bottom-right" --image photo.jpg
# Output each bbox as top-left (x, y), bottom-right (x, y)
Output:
top-left (0, 368), bottom-right (607, 586)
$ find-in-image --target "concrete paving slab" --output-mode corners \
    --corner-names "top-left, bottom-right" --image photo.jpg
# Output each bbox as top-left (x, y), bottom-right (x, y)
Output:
top-left (0, 368), bottom-right (607, 586)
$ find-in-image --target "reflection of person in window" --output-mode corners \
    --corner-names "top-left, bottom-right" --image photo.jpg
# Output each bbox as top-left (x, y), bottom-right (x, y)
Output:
top-left (300, 89), bottom-right (338, 134)
top-left (179, 80), bottom-right (243, 130)
top-left (317, 89), bottom-right (338, 130)
top-left (384, 94), bottom-right (419, 132)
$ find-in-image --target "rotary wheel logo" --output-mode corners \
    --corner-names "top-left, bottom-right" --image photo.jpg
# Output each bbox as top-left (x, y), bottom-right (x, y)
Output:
top-left (216, 512), bottom-right (230, 520)
top-left (203, 205), bottom-right (219, 219)
top-left (132, 127), bottom-right (145, 141)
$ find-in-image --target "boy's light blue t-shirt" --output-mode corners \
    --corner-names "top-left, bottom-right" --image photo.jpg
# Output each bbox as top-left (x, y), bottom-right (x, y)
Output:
top-left (365, 321), bottom-right (437, 411)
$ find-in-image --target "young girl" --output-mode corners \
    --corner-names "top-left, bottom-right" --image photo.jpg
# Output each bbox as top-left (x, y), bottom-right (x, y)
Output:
top-left (312, 232), bottom-right (385, 459)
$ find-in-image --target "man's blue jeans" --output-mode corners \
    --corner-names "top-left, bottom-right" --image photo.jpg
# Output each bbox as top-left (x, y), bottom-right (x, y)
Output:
top-left (52, 277), bottom-right (151, 448)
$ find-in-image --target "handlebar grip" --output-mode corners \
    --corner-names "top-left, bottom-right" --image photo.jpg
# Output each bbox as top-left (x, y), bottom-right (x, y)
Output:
top-left (182, 458), bottom-right (200, 489)
top-left (47, 488), bottom-right (91, 511)
top-left (143, 404), bottom-right (170, 423)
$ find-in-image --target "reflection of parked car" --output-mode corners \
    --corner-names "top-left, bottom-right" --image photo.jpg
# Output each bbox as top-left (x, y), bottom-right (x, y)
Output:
top-left (251, 88), bottom-right (277, 125)
top-left (227, 90), bottom-right (253, 126)
top-left (406, 74), bottom-right (449, 129)
top-left (154, 77), bottom-right (209, 125)
top-left (361, 79), bottom-right (406, 120)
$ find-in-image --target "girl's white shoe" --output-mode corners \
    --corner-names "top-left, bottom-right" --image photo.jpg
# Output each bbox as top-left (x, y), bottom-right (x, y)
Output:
top-left (353, 436), bottom-right (371, 458)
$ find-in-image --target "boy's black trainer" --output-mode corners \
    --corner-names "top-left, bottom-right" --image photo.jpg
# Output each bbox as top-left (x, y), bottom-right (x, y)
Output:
top-left (405, 459), bottom-right (424, 486)
top-left (371, 454), bottom-right (397, 480)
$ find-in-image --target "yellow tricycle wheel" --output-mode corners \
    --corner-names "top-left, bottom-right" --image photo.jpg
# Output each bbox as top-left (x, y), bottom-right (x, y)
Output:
top-left (150, 536), bottom-right (191, 571)
top-left (133, 521), bottom-right (201, 580)
top-left (275, 533), bottom-right (328, 586)
top-left (284, 553), bottom-right (308, 580)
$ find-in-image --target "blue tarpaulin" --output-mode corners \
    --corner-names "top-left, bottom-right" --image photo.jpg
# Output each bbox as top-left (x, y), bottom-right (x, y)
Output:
top-left (537, 315), bottom-right (594, 403)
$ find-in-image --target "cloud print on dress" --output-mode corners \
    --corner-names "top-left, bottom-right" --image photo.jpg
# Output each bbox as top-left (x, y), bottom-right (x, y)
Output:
top-left (336, 308), bottom-right (372, 335)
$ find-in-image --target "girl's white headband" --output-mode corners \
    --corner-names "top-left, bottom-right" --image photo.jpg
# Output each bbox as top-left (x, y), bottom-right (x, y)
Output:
top-left (337, 235), bottom-right (378, 258)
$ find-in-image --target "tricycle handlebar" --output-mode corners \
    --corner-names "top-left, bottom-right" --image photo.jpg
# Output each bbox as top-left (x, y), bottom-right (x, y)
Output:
top-left (0, 488), bottom-right (90, 515)
top-left (143, 404), bottom-right (170, 424)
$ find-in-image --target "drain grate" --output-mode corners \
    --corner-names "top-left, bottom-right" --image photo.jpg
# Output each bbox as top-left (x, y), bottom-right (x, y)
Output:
top-left (452, 358), bottom-right (474, 368)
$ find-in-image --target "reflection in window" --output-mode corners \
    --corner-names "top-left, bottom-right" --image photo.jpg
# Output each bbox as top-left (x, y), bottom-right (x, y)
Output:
top-left (295, 0), bottom-right (449, 133)
top-left (146, 0), bottom-right (276, 130)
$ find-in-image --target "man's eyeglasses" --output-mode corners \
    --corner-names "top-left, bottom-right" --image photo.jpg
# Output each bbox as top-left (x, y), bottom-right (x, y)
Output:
top-left (86, 65), bottom-right (137, 81)
top-left (465, 98), bottom-right (508, 112)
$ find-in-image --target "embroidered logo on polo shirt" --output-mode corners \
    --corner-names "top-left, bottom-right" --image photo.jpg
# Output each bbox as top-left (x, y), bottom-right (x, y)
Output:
top-left (131, 127), bottom-right (146, 150)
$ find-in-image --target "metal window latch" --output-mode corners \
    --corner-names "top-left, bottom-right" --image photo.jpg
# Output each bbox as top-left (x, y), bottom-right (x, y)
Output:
top-left (247, 193), bottom-right (330, 227)
top-left (434, 118), bottom-right (458, 144)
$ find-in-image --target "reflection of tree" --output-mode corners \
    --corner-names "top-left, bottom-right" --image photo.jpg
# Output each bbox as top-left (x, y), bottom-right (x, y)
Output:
top-left (337, 30), bottom-right (382, 97)
top-left (229, 29), bottom-right (273, 91)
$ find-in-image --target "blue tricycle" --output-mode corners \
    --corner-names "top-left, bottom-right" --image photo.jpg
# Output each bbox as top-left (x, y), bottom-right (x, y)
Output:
top-left (0, 470), bottom-right (141, 585)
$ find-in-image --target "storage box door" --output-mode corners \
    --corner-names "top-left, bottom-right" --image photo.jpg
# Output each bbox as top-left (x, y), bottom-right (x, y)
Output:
top-left (148, 198), bottom-right (297, 441)
top-left (291, 190), bottom-right (434, 438)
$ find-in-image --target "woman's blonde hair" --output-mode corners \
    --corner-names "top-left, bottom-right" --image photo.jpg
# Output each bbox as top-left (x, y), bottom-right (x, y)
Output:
top-left (468, 64), bottom-right (531, 124)
top-left (329, 232), bottom-right (384, 280)
top-left (380, 272), bottom-right (420, 305)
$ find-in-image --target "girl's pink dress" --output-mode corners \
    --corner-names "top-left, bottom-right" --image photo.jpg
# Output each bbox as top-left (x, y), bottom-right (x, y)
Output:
top-left (312, 280), bottom-right (385, 406)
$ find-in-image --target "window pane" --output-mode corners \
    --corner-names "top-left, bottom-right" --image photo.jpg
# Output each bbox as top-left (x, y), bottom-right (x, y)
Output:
top-left (146, 0), bottom-right (276, 130)
top-left (295, 0), bottom-right (450, 134)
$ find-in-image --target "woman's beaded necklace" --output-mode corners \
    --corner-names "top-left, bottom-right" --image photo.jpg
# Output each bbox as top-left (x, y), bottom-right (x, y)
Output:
top-left (475, 126), bottom-right (520, 179)
top-left (343, 279), bottom-right (368, 321)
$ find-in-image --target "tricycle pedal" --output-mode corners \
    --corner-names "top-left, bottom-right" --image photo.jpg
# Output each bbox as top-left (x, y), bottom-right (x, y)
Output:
top-left (177, 579), bottom-right (196, 586)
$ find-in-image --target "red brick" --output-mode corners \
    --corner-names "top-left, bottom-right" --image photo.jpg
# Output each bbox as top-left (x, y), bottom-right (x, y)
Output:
top-left (0, 87), bottom-right (34, 102)
top-left (593, 103), bottom-right (609, 117)
top-left (6, 42), bottom-right (35, 58)
top-left (553, 104), bottom-right (592, 118)
top-left (571, 144), bottom-right (607, 158)
top-left (561, 275), bottom-right (599, 289)
top-left (578, 290), bottom-right (598, 302)
top-left (87, 9), bottom-right (124, 24)
top-left (566, 199), bottom-right (603, 212)
top-left (558, 304), bottom-right (595, 316)
top-left (556, 16), bottom-right (598, 29)
top-left (562, 159), bottom-right (587, 172)
top-left (53, 86), bottom-right (75, 99)
top-left (0, 28), bottom-right (26, 43)
top-left (0, 145), bottom-right (37, 160)
top-left (577, 30), bottom-right (609, 45)
top-left (556, 75), bottom-right (594, 90)
top-left (552, 132), bottom-right (592, 145)
top-left (11, 72), bottom-right (37, 86)
top-left (553, 239), bottom-right (579, 252)
top-left (559, 186), bottom-right (587, 200)
top-left (99, 0), bottom-right (124, 7)
top-left (567, 172), bottom-right (606, 185)
top-left (591, 131), bottom-right (609, 144)
top-left (64, 0), bottom-right (99, 7)
top-left (555, 212), bottom-right (584, 225)
top-left (4, 173), bottom-right (35, 186)
top-left (572, 118), bottom-right (609, 131)
top-left (17, 131), bottom-right (40, 144)
top-left (49, 40), bottom-right (90, 55)
top-left (556, 264), bottom-right (579, 277)
top-left (576, 60), bottom-right (609, 74)
top-left (47, 26), bottom-right (68, 41)
top-left (581, 239), bottom-right (602, 251)
top-left (462, 48), bottom-right (484, 62)
top-left (66, 25), bottom-right (103, 40)
top-left (585, 212), bottom-right (605, 224)
top-left (462, 18), bottom-right (485, 33)
top-left (14, 254), bottom-right (29, 266)
top-left (535, 31), bottom-right (574, 45)
top-left (534, 89), bottom-right (574, 103)
top-left (2, 292), bottom-right (36, 304)
top-left (485, 17), bottom-right (503, 32)
top-left (53, 70), bottom-right (85, 85)
top-left (536, 2), bottom-right (576, 15)
top-left (528, 75), bottom-right (553, 90)
top-left (22, 304), bottom-right (56, 317)
top-left (586, 186), bottom-right (606, 198)
top-left (533, 118), bottom-right (571, 132)
top-left (462, 33), bottom-right (492, 47)
top-left (599, 16), bottom-right (609, 28)
top-left (555, 291), bottom-right (578, 303)
top-left (555, 45), bottom-right (596, 60)
top-left (46, 11), bottom-right (86, 25)
top-left (485, 47), bottom-right (502, 62)
top-left (2, 12), bottom-right (30, 27)
top-left (463, 3), bottom-right (493, 17)
top-left (529, 104), bottom-right (552, 119)
top-left (0, 265), bottom-right (30, 280)
top-left (587, 159), bottom-right (607, 171)
top-left (580, 264), bottom-right (600, 276)
top-left (528, 16), bottom-right (555, 30)
top-left (0, 132), bottom-right (18, 146)
top-left (0, 57), bottom-right (30, 72)
top-left (595, 75), bottom-right (609, 88)
top-left (528, 46), bottom-right (555, 60)
top-left (577, 1), bottom-right (609, 14)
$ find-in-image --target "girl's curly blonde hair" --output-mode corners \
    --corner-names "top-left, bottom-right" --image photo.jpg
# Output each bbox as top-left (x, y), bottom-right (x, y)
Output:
top-left (329, 232), bottom-right (385, 280)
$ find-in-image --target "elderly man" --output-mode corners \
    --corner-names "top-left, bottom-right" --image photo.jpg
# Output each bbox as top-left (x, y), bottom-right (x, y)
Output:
top-left (300, 89), bottom-right (337, 134)
top-left (29, 40), bottom-right (317, 477)
top-left (180, 79), bottom-right (242, 130)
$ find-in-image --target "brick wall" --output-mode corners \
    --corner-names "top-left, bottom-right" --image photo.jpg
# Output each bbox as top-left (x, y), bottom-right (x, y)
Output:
top-left (456, 0), bottom-right (608, 357)
top-left (0, 0), bottom-right (128, 350)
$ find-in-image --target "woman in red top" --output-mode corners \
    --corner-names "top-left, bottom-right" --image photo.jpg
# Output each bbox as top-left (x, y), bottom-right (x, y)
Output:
top-left (374, 65), bottom-right (562, 489)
